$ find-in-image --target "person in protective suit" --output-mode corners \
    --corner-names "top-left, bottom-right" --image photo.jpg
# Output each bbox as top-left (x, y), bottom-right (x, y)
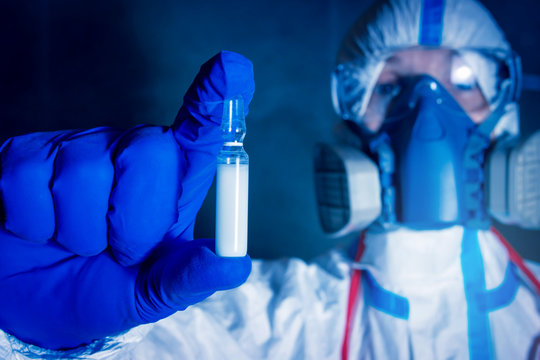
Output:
top-left (0, 0), bottom-right (539, 359)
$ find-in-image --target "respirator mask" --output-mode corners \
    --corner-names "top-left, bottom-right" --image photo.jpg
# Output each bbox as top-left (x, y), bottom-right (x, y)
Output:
top-left (315, 48), bottom-right (540, 236)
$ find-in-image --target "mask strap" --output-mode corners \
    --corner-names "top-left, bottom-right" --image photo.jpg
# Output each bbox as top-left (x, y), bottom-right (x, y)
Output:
top-left (463, 83), bottom-right (513, 228)
top-left (369, 133), bottom-right (396, 226)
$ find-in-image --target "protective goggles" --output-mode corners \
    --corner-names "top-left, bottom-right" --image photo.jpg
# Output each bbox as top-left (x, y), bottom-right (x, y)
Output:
top-left (331, 47), bottom-right (521, 129)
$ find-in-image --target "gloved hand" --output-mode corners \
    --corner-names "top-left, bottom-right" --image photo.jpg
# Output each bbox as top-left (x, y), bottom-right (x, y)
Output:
top-left (0, 51), bottom-right (254, 350)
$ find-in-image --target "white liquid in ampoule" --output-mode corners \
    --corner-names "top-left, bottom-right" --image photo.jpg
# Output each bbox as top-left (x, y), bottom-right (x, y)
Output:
top-left (216, 161), bottom-right (249, 257)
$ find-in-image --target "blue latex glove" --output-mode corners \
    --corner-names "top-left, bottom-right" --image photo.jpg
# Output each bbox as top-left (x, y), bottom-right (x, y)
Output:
top-left (0, 51), bottom-right (254, 350)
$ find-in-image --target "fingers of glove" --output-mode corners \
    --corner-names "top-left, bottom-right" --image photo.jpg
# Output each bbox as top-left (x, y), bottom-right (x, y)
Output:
top-left (52, 128), bottom-right (120, 256)
top-left (168, 51), bottom-right (255, 239)
top-left (0, 130), bottom-right (77, 242)
top-left (0, 226), bottom-right (74, 279)
top-left (108, 125), bottom-right (184, 267)
top-left (135, 238), bottom-right (252, 322)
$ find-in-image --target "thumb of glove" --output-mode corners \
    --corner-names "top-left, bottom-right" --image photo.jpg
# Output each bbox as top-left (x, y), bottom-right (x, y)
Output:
top-left (173, 50), bottom-right (255, 151)
top-left (166, 50), bottom-right (255, 241)
top-left (134, 238), bottom-right (252, 322)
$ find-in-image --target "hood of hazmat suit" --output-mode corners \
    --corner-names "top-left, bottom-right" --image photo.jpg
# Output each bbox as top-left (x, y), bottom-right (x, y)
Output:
top-left (331, 0), bottom-right (520, 139)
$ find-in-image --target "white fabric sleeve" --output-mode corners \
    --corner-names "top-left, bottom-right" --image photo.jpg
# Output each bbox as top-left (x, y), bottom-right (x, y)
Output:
top-left (129, 249), bottom-right (353, 359)
top-left (0, 324), bottom-right (153, 360)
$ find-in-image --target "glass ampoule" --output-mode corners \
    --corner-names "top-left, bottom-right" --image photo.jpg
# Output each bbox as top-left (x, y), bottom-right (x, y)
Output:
top-left (215, 96), bottom-right (249, 257)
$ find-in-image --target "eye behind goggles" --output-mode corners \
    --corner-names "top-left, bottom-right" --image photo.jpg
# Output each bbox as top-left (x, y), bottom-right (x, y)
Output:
top-left (331, 47), bottom-right (522, 127)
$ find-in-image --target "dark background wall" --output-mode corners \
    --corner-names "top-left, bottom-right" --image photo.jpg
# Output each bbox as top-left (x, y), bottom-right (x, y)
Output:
top-left (1, 0), bottom-right (539, 261)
